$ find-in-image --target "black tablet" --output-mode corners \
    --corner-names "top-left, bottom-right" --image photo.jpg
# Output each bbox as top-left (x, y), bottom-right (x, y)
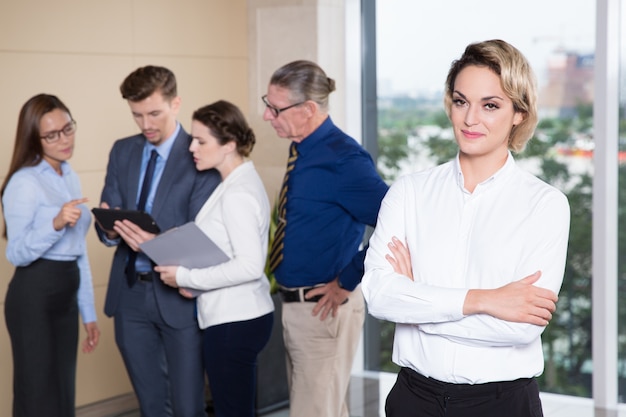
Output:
top-left (91, 208), bottom-right (160, 234)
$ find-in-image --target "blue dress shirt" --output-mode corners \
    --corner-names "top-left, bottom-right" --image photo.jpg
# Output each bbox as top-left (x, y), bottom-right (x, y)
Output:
top-left (133, 123), bottom-right (179, 273)
top-left (274, 116), bottom-right (388, 291)
top-left (3, 159), bottom-right (96, 323)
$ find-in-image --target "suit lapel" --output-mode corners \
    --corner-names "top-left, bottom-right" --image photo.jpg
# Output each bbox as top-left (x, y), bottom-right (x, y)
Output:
top-left (127, 138), bottom-right (145, 209)
top-left (151, 128), bottom-right (190, 219)
top-left (195, 181), bottom-right (223, 224)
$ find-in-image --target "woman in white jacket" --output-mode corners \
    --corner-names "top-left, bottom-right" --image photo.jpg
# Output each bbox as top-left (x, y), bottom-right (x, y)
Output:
top-left (158, 100), bottom-right (274, 417)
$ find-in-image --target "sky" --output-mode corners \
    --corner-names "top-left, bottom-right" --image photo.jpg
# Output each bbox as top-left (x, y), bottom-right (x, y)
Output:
top-left (376, 0), bottom-right (596, 96)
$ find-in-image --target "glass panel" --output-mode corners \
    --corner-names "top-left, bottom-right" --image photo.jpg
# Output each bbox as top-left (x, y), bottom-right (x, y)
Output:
top-left (618, 0), bottom-right (626, 401)
top-left (370, 0), bottom-right (595, 397)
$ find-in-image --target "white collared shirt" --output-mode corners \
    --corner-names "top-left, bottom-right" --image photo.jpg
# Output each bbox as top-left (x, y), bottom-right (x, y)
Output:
top-left (362, 153), bottom-right (570, 384)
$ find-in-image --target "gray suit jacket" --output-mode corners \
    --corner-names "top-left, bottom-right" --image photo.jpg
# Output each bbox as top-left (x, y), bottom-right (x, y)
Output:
top-left (97, 127), bottom-right (220, 328)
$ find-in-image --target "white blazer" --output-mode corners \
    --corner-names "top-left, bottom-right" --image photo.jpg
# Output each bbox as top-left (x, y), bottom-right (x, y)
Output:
top-left (176, 161), bottom-right (274, 328)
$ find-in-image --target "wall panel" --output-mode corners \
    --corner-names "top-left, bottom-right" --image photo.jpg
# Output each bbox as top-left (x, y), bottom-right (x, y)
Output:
top-left (0, 0), bottom-right (248, 412)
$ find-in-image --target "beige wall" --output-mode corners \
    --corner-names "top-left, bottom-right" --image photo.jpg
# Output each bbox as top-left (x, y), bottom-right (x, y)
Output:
top-left (0, 0), bottom-right (354, 412)
top-left (0, 0), bottom-right (249, 412)
top-left (248, 0), bottom-right (351, 203)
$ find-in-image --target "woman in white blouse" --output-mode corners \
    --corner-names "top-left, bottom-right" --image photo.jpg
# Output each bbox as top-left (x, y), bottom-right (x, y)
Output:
top-left (157, 100), bottom-right (274, 417)
top-left (362, 40), bottom-right (570, 417)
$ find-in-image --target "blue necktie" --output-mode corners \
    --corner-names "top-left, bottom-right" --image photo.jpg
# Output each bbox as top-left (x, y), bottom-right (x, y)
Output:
top-left (126, 149), bottom-right (158, 287)
top-left (137, 149), bottom-right (159, 211)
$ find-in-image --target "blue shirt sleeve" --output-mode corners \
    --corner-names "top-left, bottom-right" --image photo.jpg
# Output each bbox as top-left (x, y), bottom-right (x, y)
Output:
top-left (76, 250), bottom-right (97, 323)
top-left (335, 153), bottom-right (388, 291)
top-left (3, 171), bottom-right (65, 266)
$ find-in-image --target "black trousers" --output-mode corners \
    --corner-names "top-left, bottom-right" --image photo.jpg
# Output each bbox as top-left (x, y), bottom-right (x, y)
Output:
top-left (5, 259), bottom-right (80, 417)
top-left (203, 312), bottom-right (274, 417)
top-left (386, 367), bottom-right (544, 417)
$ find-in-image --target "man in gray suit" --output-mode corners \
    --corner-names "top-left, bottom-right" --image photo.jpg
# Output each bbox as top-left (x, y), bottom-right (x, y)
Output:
top-left (96, 65), bottom-right (219, 417)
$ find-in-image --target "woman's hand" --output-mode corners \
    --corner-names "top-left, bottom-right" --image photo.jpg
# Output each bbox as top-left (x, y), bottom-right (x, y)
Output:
top-left (155, 265), bottom-right (179, 288)
top-left (179, 288), bottom-right (195, 299)
top-left (386, 236), bottom-right (414, 280)
top-left (464, 271), bottom-right (558, 326)
top-left (53, 198), bottom-right (88, 231)
top-left (82, 321), bottom-right (100, 353)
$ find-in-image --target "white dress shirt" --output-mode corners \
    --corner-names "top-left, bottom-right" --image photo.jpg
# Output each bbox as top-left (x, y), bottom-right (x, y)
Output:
top-left (176, 161), bottom-right (274, 329)
top-left (362, 153), bottom-right (570, 384)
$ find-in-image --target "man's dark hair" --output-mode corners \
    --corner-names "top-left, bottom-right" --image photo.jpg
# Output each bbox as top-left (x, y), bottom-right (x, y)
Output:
top-left (120, 65), bottom-right (177, 102)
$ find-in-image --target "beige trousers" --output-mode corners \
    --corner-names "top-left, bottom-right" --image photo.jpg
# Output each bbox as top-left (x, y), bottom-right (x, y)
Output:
top-left (282, 285), bottom-right (365, 417)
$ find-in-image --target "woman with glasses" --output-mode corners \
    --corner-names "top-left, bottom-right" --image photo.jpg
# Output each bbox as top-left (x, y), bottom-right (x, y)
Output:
top-left (1, 94), bottom-right (99, 417)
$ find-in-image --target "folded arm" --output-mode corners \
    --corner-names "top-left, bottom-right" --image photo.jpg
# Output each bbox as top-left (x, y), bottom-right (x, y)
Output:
top-left (362, 177), bottom-right (570, 347)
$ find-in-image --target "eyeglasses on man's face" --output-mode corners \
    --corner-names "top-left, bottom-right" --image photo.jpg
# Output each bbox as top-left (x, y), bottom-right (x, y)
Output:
top-left (41, 120), bottom-right (77, 143)
top-left (261, 95), bottom-right (305, 118)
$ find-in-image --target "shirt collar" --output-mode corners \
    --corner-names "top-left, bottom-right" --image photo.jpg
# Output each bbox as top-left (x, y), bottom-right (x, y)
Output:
top-left (223, 160), bottom-right (254, 185)
top-left (454, 151), bottom-right (516, 192)
top-left (144, 122), bottom-right (180, 159)
top-left (36, 158), bottom-right (70, 176)
top-left (292, 116), bottom-right (333, 157)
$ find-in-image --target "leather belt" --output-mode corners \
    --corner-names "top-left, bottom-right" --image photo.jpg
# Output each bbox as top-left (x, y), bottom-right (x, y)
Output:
top-left (136, 272), bottom-right (153, 282)
top-left (279, 287), bottom-right (322, 303)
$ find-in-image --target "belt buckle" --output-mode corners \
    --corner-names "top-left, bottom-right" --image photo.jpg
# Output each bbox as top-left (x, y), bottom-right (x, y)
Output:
top-left (137, 272), bottom-right (152, 282)
top-left (279, 286), bottom-right (327, 303)
top-left (279, 286), bottom-right (314, 303)
top-left (302, 287), bottom-right (322, 303)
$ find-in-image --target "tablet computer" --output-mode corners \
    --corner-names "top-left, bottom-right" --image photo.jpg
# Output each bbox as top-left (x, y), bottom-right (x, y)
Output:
top-left (91, 208), bottom-right (160, 234)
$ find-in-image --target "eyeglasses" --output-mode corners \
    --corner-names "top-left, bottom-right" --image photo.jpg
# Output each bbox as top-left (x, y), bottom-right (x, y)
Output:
top-left (41, 120), bottom-right (77, 143)
top-left (262, 95), bottom-right (305, 118)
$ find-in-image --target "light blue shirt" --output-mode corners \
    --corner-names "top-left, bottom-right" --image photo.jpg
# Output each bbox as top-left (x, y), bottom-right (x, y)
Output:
top-left (134, 123), bottom-right (179, 272)
top-left (3, 159), bottom-right (96, 323)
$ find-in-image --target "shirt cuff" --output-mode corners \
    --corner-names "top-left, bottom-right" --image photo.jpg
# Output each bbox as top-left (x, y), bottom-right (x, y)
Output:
top-left (79, 304), bottom-right (97, 324)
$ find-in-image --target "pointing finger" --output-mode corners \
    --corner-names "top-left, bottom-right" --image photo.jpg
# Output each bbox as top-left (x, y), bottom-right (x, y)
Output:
top-left (68, 197), bottom-right (89, 206)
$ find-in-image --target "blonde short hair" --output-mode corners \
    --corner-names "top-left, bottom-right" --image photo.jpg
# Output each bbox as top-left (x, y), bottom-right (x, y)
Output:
top-left (444, 39), bottom-right (538, 152)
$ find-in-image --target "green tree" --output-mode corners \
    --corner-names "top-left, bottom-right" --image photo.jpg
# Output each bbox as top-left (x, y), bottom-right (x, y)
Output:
top-left (378, 132), bottom-right (409, 181)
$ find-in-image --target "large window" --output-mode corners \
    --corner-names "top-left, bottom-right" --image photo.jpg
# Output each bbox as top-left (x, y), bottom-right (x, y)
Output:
top-left (366, 0), bottom-right (597, 397)
top-left (617, 0), bottom-right (626, 402)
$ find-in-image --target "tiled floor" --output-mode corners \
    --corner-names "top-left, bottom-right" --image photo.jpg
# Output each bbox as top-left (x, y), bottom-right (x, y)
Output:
top-left (100, 371), bottom-right (626, 416)
top-left (266, 371), bottom-right (626, 417)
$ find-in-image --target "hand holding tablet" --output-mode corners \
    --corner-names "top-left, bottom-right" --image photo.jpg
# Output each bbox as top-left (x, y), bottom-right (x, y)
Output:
top-left (91, 208), bottom-right (160, 234)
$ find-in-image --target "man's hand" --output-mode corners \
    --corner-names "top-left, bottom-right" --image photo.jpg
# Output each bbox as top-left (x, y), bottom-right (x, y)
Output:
top-left (53, 198), bottom-right (88, 231)
top-left (155, 265), bottom-right (179, 288)
top-left (463, 271), bottom-right (558, 326)
top-left (114, 219), bottom-right (156, 251)
top-left (82, 321), bottom-right (100, 354)
top-left (385, 236), bottom-right (414, 280)
top-left (307, 279), bottom-right (350, 321)
top-left (96, 201), bottom-right (119, 240)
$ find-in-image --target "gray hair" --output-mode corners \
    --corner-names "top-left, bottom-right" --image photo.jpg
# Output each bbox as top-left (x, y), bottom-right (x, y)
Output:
top-left (269, 60), bottom-right (336, 111)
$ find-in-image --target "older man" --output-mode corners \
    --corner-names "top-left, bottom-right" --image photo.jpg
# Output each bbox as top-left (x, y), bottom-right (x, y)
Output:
top-left (262, 60), bottom-right (388, 417)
